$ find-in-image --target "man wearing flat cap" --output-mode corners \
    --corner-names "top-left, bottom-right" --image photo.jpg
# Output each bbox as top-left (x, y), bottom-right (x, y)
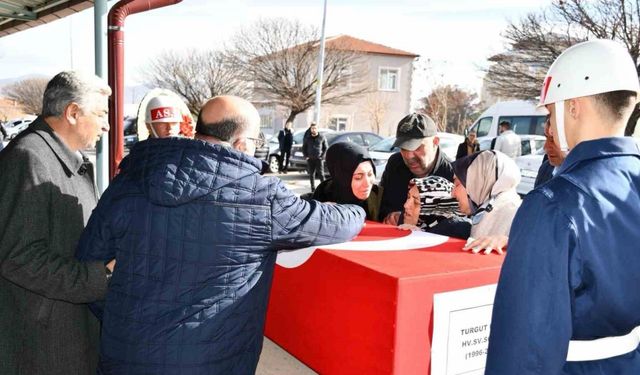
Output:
top-left (379, 113), bottom-right (454, 225)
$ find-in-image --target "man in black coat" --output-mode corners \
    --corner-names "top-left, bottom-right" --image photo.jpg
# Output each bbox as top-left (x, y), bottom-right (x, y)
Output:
top-left (0, 71), bottom-right (114, 375)
top-left (277, 121), bottom-right (294, 173)
top-left (379, 113), bottom-right (454, 225)
top-left (302, 123), bottom-right (328, 192)
top-left (456, 131), bottom-right (480, 159)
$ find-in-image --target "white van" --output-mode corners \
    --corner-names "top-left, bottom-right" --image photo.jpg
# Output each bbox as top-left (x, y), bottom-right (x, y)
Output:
top-left (466, 100), bottom-right (548, 150)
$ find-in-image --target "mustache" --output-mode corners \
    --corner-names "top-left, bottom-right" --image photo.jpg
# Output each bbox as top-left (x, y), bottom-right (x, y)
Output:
top-left (406, 157), bottom-right (421, 165)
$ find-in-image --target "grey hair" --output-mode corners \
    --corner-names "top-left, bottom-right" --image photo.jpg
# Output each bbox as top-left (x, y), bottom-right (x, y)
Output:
top-left (41, 71), bottom-right (111, 117)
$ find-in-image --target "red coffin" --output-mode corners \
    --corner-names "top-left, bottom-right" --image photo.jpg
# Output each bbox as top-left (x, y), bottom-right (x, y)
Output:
top-left (265, 222), bottom-right (504, 375)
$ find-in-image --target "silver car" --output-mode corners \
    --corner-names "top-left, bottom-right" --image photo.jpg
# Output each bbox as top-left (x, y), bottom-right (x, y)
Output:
top-left (368, 132), bottom-right (464, 178)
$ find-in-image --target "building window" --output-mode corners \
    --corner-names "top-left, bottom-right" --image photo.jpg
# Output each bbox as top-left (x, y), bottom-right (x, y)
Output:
top-left (260, 114), bottom-right (273, 129)
top-left (378, 67), bottom-right (400, 91)
top-left (330, 116), bottom-right (348, 131)
top-left (339, 66), bottom-right (352, 89)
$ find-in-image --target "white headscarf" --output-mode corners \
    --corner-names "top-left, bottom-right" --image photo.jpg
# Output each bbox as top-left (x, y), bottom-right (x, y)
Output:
top-left (454, 150), bottom-right (522, 236)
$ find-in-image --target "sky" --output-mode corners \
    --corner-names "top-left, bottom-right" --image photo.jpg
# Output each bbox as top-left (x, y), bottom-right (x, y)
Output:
top-left (0, 0), bottom-right (552, 106)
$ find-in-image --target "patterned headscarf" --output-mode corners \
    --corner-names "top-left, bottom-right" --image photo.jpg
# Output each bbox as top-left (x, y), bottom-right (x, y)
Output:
top-left (413, 176), bottom-right (464, 230)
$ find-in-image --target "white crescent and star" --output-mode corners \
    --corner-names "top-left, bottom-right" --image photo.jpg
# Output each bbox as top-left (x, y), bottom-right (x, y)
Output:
top-left (276, 230), bottom-right (450, 268)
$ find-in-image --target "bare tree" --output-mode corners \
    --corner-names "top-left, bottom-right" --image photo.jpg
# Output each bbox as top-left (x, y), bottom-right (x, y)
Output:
top-left (485, 11), bottom-right (583, 99)
top-left (360, 92), bottom-right (391, 134)
top-left (227, 18), bottom-right (369, 124)
top-left (2, 77), bottom-right (49, 115)
top-left (418, 85), bottom-right (479, 135)
top-left (486, 0), bottom-right (640, 100)
top-left (141, 49), bottom-right (250, 115)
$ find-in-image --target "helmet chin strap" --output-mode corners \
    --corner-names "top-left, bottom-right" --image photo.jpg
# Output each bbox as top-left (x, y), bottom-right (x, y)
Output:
top-left (150, 124), bottom-right (159, 138)
top-left (555, 100), bottom-right (570, 152)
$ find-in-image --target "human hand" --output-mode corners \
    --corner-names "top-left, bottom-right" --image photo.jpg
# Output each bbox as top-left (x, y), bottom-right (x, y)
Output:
top-left (106, 259), bottom-right (116, 272)
top-left (463, 235), bottom-right (508, 255)
top-left (398, 223), bottom-right (420, 231)
top-left (383, 211), bottom-right (401, 226)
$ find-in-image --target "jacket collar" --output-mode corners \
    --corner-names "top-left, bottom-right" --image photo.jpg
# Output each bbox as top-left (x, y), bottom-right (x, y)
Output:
top-left (557, 137), bottom-right (640, 175)
top-left (432, 146), bottom-right (448, 173)
top-left (30, 117), bottom-right (85, 175)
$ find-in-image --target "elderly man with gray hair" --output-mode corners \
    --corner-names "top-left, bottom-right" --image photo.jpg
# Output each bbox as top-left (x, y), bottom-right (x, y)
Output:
top-left (0, 71), bottom-right (115, 375)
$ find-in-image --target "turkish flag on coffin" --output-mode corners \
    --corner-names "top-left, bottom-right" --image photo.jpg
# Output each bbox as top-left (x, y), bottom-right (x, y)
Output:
top-left (265, 221), bottom-right (504, 375)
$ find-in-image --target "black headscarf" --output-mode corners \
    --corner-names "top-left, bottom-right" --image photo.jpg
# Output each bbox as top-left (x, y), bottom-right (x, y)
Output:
top-left (324, 142), bottom-right (376, 205)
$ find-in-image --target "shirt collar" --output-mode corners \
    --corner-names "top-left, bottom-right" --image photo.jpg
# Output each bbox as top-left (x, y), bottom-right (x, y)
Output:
top-left (556, 137), bottom-right (640, 175)
top-left (31, 117), bottom-right (86, 175)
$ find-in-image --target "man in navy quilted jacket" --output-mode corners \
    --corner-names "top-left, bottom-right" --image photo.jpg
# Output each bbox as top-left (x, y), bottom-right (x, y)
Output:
top-left (76, 95), bottom-right (366, 374)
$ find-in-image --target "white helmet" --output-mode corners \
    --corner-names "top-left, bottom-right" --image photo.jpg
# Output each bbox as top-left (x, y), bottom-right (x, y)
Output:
top-left (146, 95), bottom-right (183, 124)
top-left (539, 39), bottom-right (640, 151)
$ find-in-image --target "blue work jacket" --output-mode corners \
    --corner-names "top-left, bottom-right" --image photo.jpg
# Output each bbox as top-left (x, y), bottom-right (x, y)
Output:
top-left (486, 137), bottom-right (640, 375)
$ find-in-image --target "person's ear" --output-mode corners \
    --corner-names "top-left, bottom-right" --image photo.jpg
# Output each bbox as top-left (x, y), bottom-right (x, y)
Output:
top-left (232, 137), bottom-right (247, 152)
top-left (568, 98), bottom-right (580, 119)
top-left (65, 102), bottom-right (81, 125)
top-left (433, 136), bottom-right (440, 146)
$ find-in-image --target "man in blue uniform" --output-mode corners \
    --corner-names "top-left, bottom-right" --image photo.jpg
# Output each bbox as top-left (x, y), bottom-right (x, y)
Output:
top-left (486, 39), bottom-right (640, 374)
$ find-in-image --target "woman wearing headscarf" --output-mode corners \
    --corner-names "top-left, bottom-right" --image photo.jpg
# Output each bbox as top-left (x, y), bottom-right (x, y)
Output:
top-left (400, 176), bottom-right (471, 238)
top-left (311, 142), bottom-right (383, 221)
top-left (452, 150), bottom-right (522, 254)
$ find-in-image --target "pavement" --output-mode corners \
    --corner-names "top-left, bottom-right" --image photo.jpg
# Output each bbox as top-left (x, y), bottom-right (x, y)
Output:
top-left (256, 338), bottom-right (317, 374)
top-left (267, 170), bottom-right (315, 196)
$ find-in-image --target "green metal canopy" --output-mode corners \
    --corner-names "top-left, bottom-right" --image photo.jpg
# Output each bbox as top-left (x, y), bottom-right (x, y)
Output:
top-left (0, 0), bottom-right (93, 37)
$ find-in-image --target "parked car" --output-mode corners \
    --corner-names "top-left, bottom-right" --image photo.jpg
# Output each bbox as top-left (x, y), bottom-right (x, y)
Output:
top-left (289, 131), bottom-right (383, 174)
top-left (123, 116), bottom-right (139, 149)
top-left (515, 148), bottom-right (545, 196)
top-left (3, 116), bottom-right (36, 140)
top-left (479, 134), bottom-right (545, 157)
top-left (367, 132), bottom-right (464, 177)
top-left (368, 136), bottom-right (398, 174)
top-left (266, 128), bottom-right (334, 173)
top-left (466, 100), bottom-right (548, 150)
top-left (253, 131), bottom-right (270, 164)
top-left (516, 136), bottom-right (640, 196)
top-left (437, 132), bottom-right (465, 160)
top-left (519, 135), bottom-right (546, 156)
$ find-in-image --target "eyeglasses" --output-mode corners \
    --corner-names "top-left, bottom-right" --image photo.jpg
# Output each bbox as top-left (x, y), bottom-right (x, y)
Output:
top-left (247, 136), bottom-right (264, 148)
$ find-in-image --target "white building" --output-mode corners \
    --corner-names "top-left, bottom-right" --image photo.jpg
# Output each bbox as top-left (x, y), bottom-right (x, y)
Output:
top-left (255, 35), bottom-right (418, 137)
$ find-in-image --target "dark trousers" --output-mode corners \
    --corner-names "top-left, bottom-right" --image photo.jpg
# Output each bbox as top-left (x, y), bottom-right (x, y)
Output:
top-left (307, 158), bottom-right (325, 190)
top-left (279, 149), bottom-right (291, 172)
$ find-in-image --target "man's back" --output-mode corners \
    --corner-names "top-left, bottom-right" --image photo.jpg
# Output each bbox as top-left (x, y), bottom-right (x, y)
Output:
top-left (486, 137), bottom-right (640, 374)
top-left (494, 130), bottom-right (521, 158)
top-left (77, 137), bottom-right (365, 374)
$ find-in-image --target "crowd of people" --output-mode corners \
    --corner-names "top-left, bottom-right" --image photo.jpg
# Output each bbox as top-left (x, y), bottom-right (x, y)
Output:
top-left (0, 38), bottom-right (639, 375)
